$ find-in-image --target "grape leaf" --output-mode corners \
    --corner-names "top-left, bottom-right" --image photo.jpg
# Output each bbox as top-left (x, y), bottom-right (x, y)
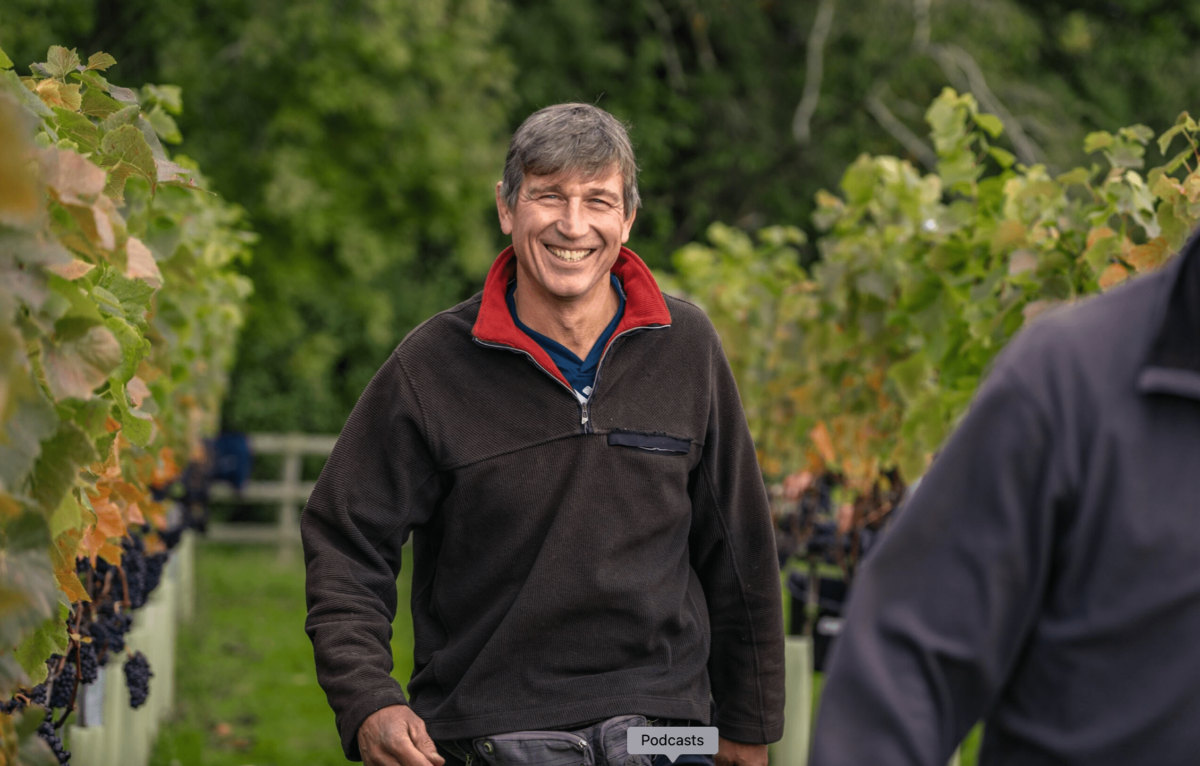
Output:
top-left (50, 527), bottom-right (89, 601)
top-left (45, 46), bottom-right (81, 80)
top-left (109, 376), bottom-right (153, 446)
top-left (98, 124), bottom-right (156, 200)
top-left (85, 52), bottom-right (117, 72)
top-left (41, 324), bottom-right (122, 402)
top-left (0, 382), bottom-right (57, 492)
top-left (97, 270), bottom-right (156, 323)
top-left (104, 316), bottom-right (150, 384)
top-left (52, 107), bottom-right (99, 153)
top-left (26, 422), bottom-right (97, 511)
top-left (34, 79), bottom-right (82, 111)
top-left (0, 45), bottom-right (13, 71)
top-left (142, 83), bottom-right (182, 114)
top-left (1084, 131), bottom-right (1113, 153)
top-left (125, 236), bottom-right (163, 287)
top-left (973, 113), bottom-right (1004, 138)
top-left (39, 147), bottom-right (107, 204)
top-left (80, 87), bottom-right (122, 118)
top-left (11, 606), bottom-right (68, 688)
top-left (100, 104), bottom-right (139, 132)
top-left (147, 104), bottom-right (181, 144)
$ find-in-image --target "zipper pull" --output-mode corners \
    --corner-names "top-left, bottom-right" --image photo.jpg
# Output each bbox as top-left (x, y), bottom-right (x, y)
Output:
top-left (581, 402), bottom-right (589, 427)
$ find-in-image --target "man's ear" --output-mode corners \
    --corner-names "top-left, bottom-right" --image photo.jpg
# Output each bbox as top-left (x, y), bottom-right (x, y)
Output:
top-left (496, 181), bottom-right (514, 235)
top-left (620, 206), bottom-right (637, 244)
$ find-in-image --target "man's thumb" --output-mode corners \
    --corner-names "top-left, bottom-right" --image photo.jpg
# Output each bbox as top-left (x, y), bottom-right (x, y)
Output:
top-left (412, 727), bottom-right (445, 766)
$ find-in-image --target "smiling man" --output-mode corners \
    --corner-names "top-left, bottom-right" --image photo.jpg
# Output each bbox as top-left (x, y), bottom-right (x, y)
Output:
top-left (302, 104), bottom-right (784, 766)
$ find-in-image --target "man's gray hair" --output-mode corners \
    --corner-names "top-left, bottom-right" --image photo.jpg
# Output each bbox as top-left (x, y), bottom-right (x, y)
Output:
top-left (501, 103), bottom-right (640, 219)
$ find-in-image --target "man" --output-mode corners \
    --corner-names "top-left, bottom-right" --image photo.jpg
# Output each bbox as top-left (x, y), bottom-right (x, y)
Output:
top-left (302, 104), bottom-right (784, 766)
top-left (810, 231), bottom-right (1200, 766)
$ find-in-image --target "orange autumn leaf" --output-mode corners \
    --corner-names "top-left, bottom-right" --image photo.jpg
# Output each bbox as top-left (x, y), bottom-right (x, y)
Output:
top-left (152, 446), bottom-right (179, 486)
top-left (97, 541), bottom-right (123, 567)
top-left (126, 502), bottom-right (145, 526)
top-left (1099, 262), bottom-right (1129, 290)
top-left (809, 421), bottom-right (837, 466)
top-left (88, 493), bottom-right (126, 539)
top-left (1128, 237), bottom-right (1170, 272)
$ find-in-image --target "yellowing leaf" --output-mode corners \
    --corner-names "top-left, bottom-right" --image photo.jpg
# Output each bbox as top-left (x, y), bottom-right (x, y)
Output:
top-left (126, 376), bottom-right (151, 408)
top-left (35, 78), bottom-right (82, 111)
top-left (809, 421), bottom-right (837, 466)
top-left (1098, 262), bottom-right (1129, 290)
top-left (1128, 237), bottom-right (1170, 272)
top-left (0, 98), bottom-right (41, 227)
top-left (51, 530), bottom-right (89, 602)
top-left (125, 236), bottom-right (163, 287)
top-left (39, 148), bottom-right (106, 204)
top-left (46, 259), bottom-right (96, 281)
top-left (42, 324), bottom-right (123, 401)
top-left (85, 52), bottom-right (117, 72)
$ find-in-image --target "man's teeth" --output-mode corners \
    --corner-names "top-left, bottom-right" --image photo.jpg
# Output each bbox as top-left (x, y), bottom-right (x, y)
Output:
top-left (546, 246), bottom-right (592, 262)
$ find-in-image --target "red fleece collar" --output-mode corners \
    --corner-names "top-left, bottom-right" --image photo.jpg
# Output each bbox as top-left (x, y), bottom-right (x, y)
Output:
top-left (472, 246), bottom-right (673, 389)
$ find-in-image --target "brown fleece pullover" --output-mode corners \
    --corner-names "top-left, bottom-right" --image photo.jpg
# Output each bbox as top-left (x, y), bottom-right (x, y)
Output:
top-left (302, 247), bottom-right (785, 761)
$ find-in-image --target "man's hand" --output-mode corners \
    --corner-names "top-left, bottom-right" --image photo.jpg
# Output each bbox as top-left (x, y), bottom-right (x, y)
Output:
top-left (358, 704), bottom-right (446, 766)
top-left (715, 737), bottom-right (768, 766)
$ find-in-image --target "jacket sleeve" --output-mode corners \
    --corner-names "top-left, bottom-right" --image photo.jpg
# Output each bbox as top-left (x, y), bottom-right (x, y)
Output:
top-left (302, 350), bottom-right (443, 761)
top-left (688, 337), bottom-right (786, 744)
top-left (809, 364), bottom-right (1063, 766)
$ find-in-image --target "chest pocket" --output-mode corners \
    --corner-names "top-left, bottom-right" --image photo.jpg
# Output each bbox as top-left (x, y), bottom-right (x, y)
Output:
top-left (607, 430), bottom-right (692, 455)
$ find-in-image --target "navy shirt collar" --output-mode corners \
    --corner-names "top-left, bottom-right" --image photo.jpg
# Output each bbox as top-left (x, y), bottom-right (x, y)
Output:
top-left (506, 274), bottom-right (626, 398)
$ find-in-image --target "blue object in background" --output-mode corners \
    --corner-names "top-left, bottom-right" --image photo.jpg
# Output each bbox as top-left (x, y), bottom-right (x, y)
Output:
top-left (207, 431), bottom-right (253, 490)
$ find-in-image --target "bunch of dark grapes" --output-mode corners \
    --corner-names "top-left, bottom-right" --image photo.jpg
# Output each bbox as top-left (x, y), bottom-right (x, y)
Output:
top-left (78, 639), bottom-right (99, 686)
top-left (122, 536), bottom-right (149, 609)
top-left (46, 657), bottom-right (76, 709)
top-left (37, 710), bottom-right (71, 765)
top-left (90, 609), bottom-right (133, 663)
top-left (124, 651), bottom-right (152, 708)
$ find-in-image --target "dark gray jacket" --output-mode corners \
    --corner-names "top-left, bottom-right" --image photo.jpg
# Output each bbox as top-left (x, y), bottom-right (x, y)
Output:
top-left (810, 236), bottom-right (1200, 766)
top-left (302, 247), bottom-right (785, 761)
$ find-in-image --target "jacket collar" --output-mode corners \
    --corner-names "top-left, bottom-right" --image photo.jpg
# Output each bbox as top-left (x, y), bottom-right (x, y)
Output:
top-left (1137, 232), bottom-right (1200, 401)
top-left (472, 245), bottom-right (672, 389)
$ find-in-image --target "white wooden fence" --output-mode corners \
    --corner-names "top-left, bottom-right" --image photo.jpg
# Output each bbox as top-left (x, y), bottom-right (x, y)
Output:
top-left (66, 530), bottom-right (196, 765)
top-left (206, 433), bottom-right (338, 559)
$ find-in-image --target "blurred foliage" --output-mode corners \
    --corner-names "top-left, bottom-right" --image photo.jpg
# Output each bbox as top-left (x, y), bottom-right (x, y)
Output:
top-left (4, 0), bottom-right (1200, 436)
top-left (2, 0), bottom-right (514, 435)
top-left (501, 0), bottom-right (1200, 268)
top-left (670, 89), bottom-right (1199, 494)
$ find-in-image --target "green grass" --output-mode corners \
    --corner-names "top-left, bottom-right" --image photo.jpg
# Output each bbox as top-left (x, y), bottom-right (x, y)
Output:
top-left (150, 543), bottom-right (414, 766)
top-left (153, 545), bottom-right (980, 765)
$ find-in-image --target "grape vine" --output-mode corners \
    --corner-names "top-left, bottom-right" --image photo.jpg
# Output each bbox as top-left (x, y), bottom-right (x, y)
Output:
top-left (0, 41), bottom-right (252, 760)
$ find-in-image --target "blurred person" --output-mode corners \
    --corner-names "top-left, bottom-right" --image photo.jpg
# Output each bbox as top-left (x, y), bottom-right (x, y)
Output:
top-left (809, 232), bottom-right (1200, 766)
top-left (302, 104), bottom-right (784, 766)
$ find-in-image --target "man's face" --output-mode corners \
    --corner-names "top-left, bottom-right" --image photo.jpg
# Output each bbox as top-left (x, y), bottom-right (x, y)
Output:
top-left (496, 167), bottom-right (636, 304)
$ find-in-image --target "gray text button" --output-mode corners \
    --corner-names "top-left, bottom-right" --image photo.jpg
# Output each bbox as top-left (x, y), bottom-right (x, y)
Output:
top-left (627, 727), bottom-right (719, 763)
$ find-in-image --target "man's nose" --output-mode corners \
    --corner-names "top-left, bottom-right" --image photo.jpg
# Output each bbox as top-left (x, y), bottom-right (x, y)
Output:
top-left (555, 199), bottom-right (589, 240)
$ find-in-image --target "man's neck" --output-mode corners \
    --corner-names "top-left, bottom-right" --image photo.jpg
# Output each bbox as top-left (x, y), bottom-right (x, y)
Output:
top-left (513, 276), bottom-right (619, 360)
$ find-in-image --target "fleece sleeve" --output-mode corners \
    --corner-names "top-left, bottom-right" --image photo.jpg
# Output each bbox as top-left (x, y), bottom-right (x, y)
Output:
top-left (301, 351), bottom-right (443, 761)
top-left (809, 365), bottom-right (1062, 766)
top-left (688, 338), bottom-right (786, 744)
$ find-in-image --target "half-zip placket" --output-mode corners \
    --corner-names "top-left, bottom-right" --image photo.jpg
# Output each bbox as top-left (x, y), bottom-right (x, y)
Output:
top-left (475, 322), bottom-right (671, 434)
top-left (472, 338), bottom-right (592, 429)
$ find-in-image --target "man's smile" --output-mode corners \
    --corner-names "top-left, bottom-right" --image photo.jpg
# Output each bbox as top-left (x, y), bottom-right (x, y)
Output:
top-left (544, 244), bottom-right (596, 263)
